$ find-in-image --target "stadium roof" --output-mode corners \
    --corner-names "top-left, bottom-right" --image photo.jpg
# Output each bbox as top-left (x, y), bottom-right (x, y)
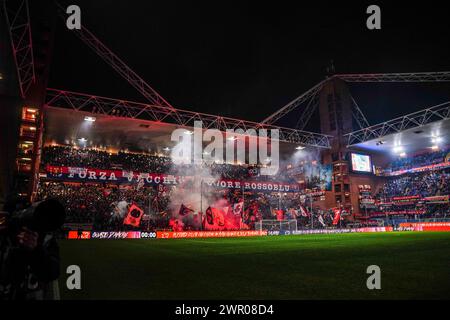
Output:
top-left (44, 107), bottom-right (176, 153)
top-left (44, 107), bottom-right (310, 157)
top-left (346, 101), bottom-right (450, 156)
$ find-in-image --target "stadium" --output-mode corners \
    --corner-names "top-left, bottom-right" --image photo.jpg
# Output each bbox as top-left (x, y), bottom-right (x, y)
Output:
top-left (1, 1), bottom-right (450, 301)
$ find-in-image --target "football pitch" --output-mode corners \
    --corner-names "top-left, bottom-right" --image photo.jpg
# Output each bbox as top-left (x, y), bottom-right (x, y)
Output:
top-left (59, 232), bottom-right (450, 300)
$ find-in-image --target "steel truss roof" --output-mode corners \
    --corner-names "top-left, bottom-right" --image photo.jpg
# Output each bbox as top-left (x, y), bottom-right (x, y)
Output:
top-left (344, 101), bottom-right (450, 146)
top-left (45, 88), bottom-right (332, 148)
top-left (334, 71), bottom-right (450, 83)
top-left (261, 80), bottom-right (326, 126)
top-left (261, 71), bottom-right (450, 135)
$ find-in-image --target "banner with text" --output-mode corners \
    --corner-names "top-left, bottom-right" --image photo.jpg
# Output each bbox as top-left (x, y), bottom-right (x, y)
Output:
top-left (43, 165), bottom-right (300, 192)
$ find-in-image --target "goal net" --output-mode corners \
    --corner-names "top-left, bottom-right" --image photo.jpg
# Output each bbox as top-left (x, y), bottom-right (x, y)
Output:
top-left (255, 219), bottom-right (298, 233)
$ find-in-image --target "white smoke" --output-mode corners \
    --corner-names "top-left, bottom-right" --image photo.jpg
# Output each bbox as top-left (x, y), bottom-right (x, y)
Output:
top-left (167, 162), bottom-right (224, 229)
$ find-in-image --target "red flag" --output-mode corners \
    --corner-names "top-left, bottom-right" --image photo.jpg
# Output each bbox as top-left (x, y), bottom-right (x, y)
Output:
top-left (233, 201), bottom-right (244, 216)
top-left (123, 203), bottom-right (144, 227)
top-left (332, 207), bottom-right (342, 225)
top-left (102, 188), bottom-right (112, 197)
top-left (203, 207), bottom-right (228, 228)
top-left (179, 204), bottom-right (194, 216)
top-left (205, 206), bottom-right (214, 224)
top-left (214, 208), bottom-right (225, 226)
top-left (300, 205), bottom-right (309, 217)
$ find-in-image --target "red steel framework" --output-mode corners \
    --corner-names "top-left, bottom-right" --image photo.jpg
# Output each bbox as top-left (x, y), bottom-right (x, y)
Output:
top-left (45, 88), bottom-right (333, 148)
top-left (2, 0), bottom-right (35, 98)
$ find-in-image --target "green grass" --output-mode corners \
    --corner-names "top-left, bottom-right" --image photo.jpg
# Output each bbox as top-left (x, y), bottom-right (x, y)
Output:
top-left (59, 232), bottom-right (450, 300)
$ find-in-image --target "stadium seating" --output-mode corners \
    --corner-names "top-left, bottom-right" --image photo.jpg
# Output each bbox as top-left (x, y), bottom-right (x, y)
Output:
top-left (373, 149), bottom-right (450, 220)
top-left (377, 170), bottom-right (449, 198)
top-left (38, 146), bottom-right (449, 231)
top-left (386, 147), bottom-right (450, 172)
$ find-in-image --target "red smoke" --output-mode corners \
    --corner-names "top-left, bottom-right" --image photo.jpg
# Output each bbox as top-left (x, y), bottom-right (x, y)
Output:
top-left (168, 193), bottom-right (260, 231)
top-left (169, 218), bottom-right (184, 231)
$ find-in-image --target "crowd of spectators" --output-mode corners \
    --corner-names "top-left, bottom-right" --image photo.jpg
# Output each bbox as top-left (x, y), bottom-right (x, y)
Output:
top-left (424, 203), bottom-right (450, 218)
top-left (36, 182), bottom-right (170, 230)
top-left (374, 151), bottom-right (450, 219)
top-left (387, 147), bottom-right (449, 172)
top-left (36, 179), bottom-right (337, 231)
top-left (38, 146), bottom-right (313, 231)
top-left (377, 169), bottom-right (450, 199)
top-left (38, 145), bottom-right (450, 231)
top-left (42, 146), bottom-right (112, 169)
top-left (42, 146), bottom-right (171, 173)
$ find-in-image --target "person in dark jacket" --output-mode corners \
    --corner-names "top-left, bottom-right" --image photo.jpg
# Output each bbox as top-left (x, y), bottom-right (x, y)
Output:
top-left (0, 225), bottom-right (60, 300)
top-left (0, 199), bottom-right (62, 300)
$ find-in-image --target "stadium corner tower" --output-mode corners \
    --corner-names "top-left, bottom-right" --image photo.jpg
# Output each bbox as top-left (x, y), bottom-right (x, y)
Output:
top-left (314, 77), bottom-right (385, 218)
top-left (0, 1), bottom-right (56, 207)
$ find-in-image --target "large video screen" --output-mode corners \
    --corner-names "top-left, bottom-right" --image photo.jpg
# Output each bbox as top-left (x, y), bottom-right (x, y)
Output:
top-left (351, 153), bottom-right (372, 173)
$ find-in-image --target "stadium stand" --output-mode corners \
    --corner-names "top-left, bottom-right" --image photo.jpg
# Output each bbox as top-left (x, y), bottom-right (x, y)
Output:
top-left (377, 170), bottom-right (449, 198)
top-left (369, 148), bottom-right (450, 225)
top-left (386, 146), bottom-right (450, 172)
top-left (37, 145), bottom-right (449, 232)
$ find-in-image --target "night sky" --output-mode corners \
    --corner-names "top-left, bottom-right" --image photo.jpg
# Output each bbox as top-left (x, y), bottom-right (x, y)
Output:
top-left (48, 1), bottom-right (450, 130)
